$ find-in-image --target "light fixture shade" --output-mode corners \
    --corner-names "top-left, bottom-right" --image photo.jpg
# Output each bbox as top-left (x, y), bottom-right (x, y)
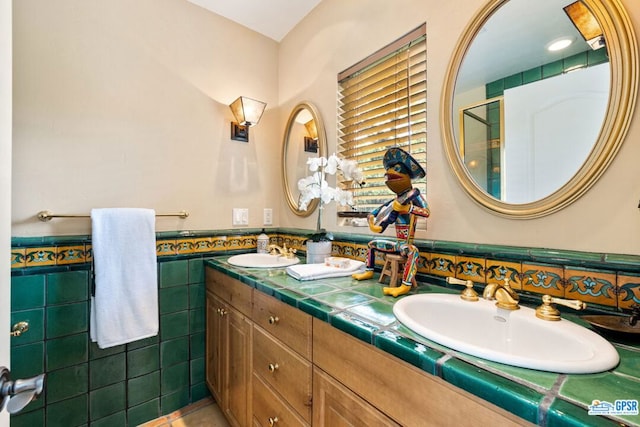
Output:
top-left (229, 96), bottom-right (267, 126)
top-left (304, 119), bottom-right (318, 139)
top-left (564, 1), bottom-right (604, 50)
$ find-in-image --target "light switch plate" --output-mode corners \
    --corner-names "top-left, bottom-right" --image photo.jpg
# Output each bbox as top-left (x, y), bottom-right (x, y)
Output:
top-left (232, 208), bottom-right (249, 226)
top-left (263, 208), bottom-right (273, 226)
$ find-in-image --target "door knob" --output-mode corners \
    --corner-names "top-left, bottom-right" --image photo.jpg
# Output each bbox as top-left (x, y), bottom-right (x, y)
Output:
top-left (0, 367), bottom-right (45, 414)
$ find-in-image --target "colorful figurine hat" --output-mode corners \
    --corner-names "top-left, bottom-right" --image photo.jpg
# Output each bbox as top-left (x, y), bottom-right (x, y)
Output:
top-left (383, 147), bottom-right (426, 179)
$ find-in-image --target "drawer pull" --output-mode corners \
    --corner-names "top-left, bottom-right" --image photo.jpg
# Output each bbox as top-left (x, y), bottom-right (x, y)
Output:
top-left (268, 315), bottom-right (279, 325)
top-left (268, 363), bottom-right (279, 373)
top-left (268, 416), bottom-right (279, 426)
top-left (219, 308), bottom-right (228, 317)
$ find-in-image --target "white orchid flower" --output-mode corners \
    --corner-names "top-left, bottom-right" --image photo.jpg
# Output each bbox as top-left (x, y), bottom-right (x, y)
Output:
top-left (306, 156), bottom-right (327, 172)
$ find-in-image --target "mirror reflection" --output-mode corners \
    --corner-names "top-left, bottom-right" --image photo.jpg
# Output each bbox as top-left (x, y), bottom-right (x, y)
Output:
top-left (282, 102), bottom-right (327, 216)
top-left (453, 0), bottom-right (609, 203)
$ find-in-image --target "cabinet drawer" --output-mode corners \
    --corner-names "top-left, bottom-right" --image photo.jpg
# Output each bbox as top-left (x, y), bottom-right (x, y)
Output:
top-left (206, 267), bottom-right (252, 316)
top-left (252, 373), bottom-right (309, 427)
top-left (253, 326), bottom-right (312, 422)
top-left (253, 291), bottom-right (312, 359)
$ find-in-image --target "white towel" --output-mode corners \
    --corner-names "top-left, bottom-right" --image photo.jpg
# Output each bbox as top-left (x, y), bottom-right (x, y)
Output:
top-left (90, 208), bottom-right (158, 348)
top-left (286, 259), bottom-right (365, 281)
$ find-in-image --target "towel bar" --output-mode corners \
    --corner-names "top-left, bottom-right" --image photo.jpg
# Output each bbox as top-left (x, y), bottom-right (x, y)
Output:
top-left (37, 210), bottom-right (189, 222)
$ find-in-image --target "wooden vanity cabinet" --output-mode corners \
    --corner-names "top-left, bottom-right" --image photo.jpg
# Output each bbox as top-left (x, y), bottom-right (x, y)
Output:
top-left (206, 266), bottom-right (528, 427)
top-left (205, 268), bottom-right (253, 427)
top-left (252, 290), bottom-right (313, 426)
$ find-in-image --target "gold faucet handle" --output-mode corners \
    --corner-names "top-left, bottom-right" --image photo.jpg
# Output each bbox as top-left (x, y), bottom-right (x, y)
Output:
top-left (536, 294), bottom-right (587, 321)
top-left (446, 277), bottom-right (479, 302)
top-left (283, 245), bottom-right (297, 258)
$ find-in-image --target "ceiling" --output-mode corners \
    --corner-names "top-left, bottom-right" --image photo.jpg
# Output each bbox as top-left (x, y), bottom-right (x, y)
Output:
top-left (186, 0), bottom-right (322, 42)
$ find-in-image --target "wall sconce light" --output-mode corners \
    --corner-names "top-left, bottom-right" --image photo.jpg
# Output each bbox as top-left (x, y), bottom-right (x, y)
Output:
top-left (564, 1), bottom-right (605, 50)
top-left (303, 119), bottom-right (318, 153)
top-left (229, 96), bottom-right (267, 142)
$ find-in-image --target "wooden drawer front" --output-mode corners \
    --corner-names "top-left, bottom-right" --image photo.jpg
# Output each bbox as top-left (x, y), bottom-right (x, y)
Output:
top-left (253, 326), bottom-right (312, 422)
top-left (252, 373), bottom-right (309, 427)
top-left (253, 291), bottom-right (312, 359)
top-left (313, 319), bottom-right (527, 427)
top-left (313, 367), bottom-right (400, 427)
top-left (206, 267), bottom-right (252, 316)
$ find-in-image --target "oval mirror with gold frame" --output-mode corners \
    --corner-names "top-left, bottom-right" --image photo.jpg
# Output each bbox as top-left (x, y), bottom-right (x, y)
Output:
top-left (441, 0), bottom-right (637, 218)
top-left (282, 102), bottom-right (328, 216)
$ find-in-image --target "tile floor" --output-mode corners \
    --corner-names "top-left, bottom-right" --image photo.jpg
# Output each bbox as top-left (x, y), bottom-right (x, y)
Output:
top-left (139, 398), bottom-right (229, 427)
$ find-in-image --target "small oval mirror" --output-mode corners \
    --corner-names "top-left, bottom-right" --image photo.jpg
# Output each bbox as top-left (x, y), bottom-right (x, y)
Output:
top-left (282, 102), bottom-right (327, 216)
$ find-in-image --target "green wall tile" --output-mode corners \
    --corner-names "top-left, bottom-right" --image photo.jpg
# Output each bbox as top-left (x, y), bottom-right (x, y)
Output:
top-left (46, 302), bottom-right (88, 338)
top-left (89, 381), bottom-right (126, 421)
top-left (128, 370), bottom-right (160, 407)
top-left (522, 67), bottom-right (542, 85)
top-left (10, 308), bottom-right (44, 346)
top-left (190, 357), bottom-right (205, 384)
top-left (11, 274), bottom-right (45, 310)
top-left (189, 283), bottom-right (205, 308)
top-left (128, 398), bottom-right (160, 426)
top-left (542, 60), bottom-right (563, 79)
top-left (126, 335), bottom-right (159, 351)
top-left (90, 410), bottom-right (126, 427)
top-left (11, 342), bottom-right (44, 379)
top-left (46, 270), bottom-right (89, 305)
top-left (161, 336), bottom-right (189, 368)
top-left (46, 364), bottom-right (88, 404)
top-left (127, 344), bottom-right (159, 378)
top-left (159, 260), bottom-right (189, 288)
top-left (160, 286), bottom-right (189, 314)
top-left (46, 395), bottom-right (88, 427)
top-left (189, 307), bottom-right (205, 334)
top-left (90, 353), bottom-right (126, 390)
top-left (46, 333), bottom-right (88, 371)
top-left (89, 341), bottom-right (125, 360)
top-left (190, 332), bottom-right (205, 359)
top-left (547, 399), bottom-right (621, 427)
top-left (161, 387), bottom-right (190, 415)
top-left (10, 408), bottom-right (44, 427)
top-left (161, 361), bottom-right (189, 395)
top-left (188, 259), bottom-right (205, 284)
top-left (160, 311), bottom-right (189, 340)
top-left (190, 382), bottom-right (210, 402)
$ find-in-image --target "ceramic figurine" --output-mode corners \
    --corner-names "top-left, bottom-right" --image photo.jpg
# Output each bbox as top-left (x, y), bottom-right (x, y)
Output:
top-left (352, 147), bottom-right (430, 297)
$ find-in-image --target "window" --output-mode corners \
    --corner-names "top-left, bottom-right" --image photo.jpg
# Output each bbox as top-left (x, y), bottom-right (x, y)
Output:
top-left (338, 24), bottom-right (427, 216)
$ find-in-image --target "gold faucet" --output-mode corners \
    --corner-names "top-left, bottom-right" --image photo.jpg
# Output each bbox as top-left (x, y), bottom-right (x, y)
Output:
top-left (482, 278), bottom-right (520, 310)
top-left (268, 243), bottom-right (297, 258)
top-left (535, 295), bottom-right (586, 321)
top-left (445, 277), bottom-right (479, 302)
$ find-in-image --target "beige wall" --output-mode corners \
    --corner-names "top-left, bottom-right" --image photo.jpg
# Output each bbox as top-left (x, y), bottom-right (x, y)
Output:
top-left (12, 0), bottom-right (281, 236)
top-left (11, 0), bottom-right (640, 256)
top-left (279, 0), bottom-right (640, 256)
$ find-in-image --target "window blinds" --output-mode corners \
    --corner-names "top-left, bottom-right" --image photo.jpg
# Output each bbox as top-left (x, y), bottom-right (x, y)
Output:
top-left (338, 24), bottom-right (427, 214)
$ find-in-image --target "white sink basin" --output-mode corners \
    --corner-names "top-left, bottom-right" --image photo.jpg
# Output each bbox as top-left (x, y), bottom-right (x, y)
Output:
top-left (227, 253), bottom-right (300, 268)
top-left (393, 293), bottom-right (619, 374)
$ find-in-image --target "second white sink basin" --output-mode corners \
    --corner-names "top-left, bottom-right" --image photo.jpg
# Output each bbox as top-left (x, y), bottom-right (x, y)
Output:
top-left (227, 253), bottom-right (300, 268)
top-left (393, 293), bottom-right (619, 374)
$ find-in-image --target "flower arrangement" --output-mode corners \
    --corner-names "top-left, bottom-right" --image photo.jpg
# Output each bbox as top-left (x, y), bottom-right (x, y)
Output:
top-left (298, 154), bottom-right (364, 241)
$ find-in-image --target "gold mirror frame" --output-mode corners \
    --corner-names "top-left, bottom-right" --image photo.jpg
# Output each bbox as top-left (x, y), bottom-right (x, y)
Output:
top-left (282, 101), bottom-right (328, 217)
top-left (441, 0), bottom-right (638, 218)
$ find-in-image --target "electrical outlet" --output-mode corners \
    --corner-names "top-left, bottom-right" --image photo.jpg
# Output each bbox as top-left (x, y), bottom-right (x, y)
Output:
top-left (263, 208), bottom-right (273, 226)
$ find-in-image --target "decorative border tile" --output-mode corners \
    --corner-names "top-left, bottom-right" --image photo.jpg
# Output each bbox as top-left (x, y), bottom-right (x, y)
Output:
top-left (10, 229), bottom-right (640, 312)
top-left (521, 263), bottom-right (565, 297)
top-left (564, 267), bottom-right (617, 308)
top-left (617, 273), bottom-right (640, 310)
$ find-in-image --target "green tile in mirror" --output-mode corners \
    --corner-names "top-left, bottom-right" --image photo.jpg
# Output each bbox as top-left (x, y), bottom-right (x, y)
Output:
top-left (161, 361), bottom-right (189, 395)
top-left (10, 408), bottom-right (44, 427)
top-left (128, 398), bottom-right (160, 427)
top-left (45, 302), bottom-right (88, 338)
top-left (159, 260), bottom-right (189, 288)
top-left (46, 364), bottom-right (88, 404)
top-left (161, 387), bottom-right (190, 415)
top-left (161, 336), bottom-right (189, 368)
top-left (127, 344), bottom-right (159, 378)
top-left (90, 411), bottom-right (127, 427)
top-left (189, 307), bottom-right (205, 334)
top-left (160, 286), bottom-right (189, 314)
top-left (160, 311), bottom-right (189, 340)
top-left (46, 270), bottom-right (89, 304)
top-left (10, 342), bottom-right (44, 379)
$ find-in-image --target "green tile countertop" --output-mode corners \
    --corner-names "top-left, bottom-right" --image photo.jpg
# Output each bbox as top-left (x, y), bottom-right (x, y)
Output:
top-left (205, 256), bottom-right (640, 427)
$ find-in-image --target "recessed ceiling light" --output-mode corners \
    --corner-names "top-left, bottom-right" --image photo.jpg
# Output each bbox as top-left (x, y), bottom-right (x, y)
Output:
top-left (547, 38), bottom-right (574, 52)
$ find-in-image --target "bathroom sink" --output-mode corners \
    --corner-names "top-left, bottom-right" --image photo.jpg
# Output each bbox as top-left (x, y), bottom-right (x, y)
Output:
top-left (227, 253), bottom-right (300, 268)
top-left (393, 293), bottom-right (619, 374)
